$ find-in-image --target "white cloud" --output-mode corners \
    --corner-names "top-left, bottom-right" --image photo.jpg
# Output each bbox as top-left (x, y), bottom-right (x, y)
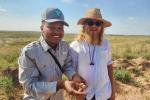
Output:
top-left (127, 16), bottom-right (137, 24)
top-left (61, 0), bottom-right (74, 4)
top-left (128, 17), bottom-right (135, 21)
top-left (0, 6), bottom-right (7, 13)
top-left (82, 4), bottom-right (89, 8)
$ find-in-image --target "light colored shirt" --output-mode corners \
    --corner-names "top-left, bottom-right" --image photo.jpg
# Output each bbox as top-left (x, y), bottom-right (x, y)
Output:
top-left (70, 37), bottom-right (112, 100)
top-left (18, 36), bottom-right (75, 100)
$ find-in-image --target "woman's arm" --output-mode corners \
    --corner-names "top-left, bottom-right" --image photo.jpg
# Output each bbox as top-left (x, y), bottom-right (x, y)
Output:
top-left (107, 64), bottom-right (115, 100)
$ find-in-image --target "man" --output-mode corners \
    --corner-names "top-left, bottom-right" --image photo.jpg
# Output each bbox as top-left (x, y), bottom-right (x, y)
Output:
top-left (18, 7), bottom-right (86, 100)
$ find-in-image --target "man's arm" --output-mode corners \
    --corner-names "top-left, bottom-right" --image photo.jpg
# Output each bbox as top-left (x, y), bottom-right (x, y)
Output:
top-left (19, 51), bottom-right (86, 98)
top-left (18, 49), bottom-right (57, 99)
top-left (63, 45), bottom-right (77, 80)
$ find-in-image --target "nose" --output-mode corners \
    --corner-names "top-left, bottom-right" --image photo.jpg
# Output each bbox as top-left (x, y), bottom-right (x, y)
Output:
top-left (53, 29), bottom-right (60, 34)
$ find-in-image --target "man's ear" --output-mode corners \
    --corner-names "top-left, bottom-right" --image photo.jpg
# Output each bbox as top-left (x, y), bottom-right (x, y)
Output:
top-left (40, 25), bottom-right (43, 31)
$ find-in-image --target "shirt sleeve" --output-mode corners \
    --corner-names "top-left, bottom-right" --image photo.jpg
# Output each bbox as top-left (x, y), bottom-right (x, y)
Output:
top-left (69, 41), bottom-right (79, 72)
top-left (106, 40), bottom-right (113, 65)
top-left (62, 43), bottom-right (76, 80)
top-left (18, 48), bottom-right (57, 99)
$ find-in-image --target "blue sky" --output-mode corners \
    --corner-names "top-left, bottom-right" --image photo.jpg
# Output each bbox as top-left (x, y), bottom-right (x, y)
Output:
top-left (0, 0), bottom-right (150, 35)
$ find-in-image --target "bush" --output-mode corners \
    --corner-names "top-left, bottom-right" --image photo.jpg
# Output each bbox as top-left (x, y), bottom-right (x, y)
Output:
top-left (0, 76), bottom-right (14, 99)
top-left (114, 70), bottom-right (132, 83)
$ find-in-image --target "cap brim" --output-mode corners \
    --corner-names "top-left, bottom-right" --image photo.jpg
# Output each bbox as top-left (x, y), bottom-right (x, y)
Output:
top-left (77, 18), bottom-right (112, 27)
top-left (44, 19), bottom-right (69, 26)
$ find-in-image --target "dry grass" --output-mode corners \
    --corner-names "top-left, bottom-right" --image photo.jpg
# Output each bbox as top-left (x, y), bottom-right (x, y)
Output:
top-left (0, 31), bottom-right (150, 100)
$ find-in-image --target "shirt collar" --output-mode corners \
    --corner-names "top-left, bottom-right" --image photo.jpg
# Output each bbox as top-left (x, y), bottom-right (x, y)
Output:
top-left (39, 35), bottom-right (60, 52)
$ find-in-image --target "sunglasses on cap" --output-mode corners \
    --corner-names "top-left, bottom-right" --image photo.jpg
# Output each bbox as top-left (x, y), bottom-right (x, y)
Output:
top-left (85, 20), bottom-right (103, 27)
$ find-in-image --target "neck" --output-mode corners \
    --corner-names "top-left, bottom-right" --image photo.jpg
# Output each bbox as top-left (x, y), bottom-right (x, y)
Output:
top-left (46, 40), bottom-right (58, 50)
top-left (85, 35), bottom-right (101, 45)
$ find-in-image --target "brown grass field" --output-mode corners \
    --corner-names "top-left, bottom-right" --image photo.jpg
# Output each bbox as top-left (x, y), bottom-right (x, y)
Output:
top-left (0, 31), bottom-right (150, 100)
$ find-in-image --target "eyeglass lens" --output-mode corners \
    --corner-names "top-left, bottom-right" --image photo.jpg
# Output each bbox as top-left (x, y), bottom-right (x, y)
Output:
top-left (86, 20), bottom-right (102, 27)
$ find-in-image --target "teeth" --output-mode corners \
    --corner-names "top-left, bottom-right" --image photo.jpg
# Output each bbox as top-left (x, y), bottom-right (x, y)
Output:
top-left (53, 35), bottom-right (59, 38)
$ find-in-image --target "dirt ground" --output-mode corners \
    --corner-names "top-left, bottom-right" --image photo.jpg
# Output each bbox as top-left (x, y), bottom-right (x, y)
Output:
top-left (0, 57), bottom-right (150, 100)
top-left (64, 57), bottom-right (150, 100)
top-left (113, 57), bottom-right (150, 100)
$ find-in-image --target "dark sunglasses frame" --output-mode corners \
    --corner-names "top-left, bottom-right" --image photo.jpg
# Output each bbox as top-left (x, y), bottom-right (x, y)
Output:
top-left (85, 20), bottom-right (103, 27)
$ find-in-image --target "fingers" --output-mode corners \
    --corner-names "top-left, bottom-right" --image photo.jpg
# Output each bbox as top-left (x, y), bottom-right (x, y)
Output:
top-left (64, 81), bottom-right (87, 96)
top-left (72, 89), bottom-right (86, 95)
top-left (74, 82), bottom-right (87, 95)
top-left (79, 83), bottom-right (86, 89)
top-left (77, 83), bottom-right (86, 92)
top-left (68, 88), bottom-right (85, 95)
top-left (70, 82), bottom-right (86, 95)
top-left (80, 78), bottom-right (87, 87)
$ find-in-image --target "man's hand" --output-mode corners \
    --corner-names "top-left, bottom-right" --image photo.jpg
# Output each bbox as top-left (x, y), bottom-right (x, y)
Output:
top-left (64, 81), bottom-right (86, 95)
top-left (72, 73), bottom-right (87, 99)
top-left (57, 80), bottom-right (86, 95)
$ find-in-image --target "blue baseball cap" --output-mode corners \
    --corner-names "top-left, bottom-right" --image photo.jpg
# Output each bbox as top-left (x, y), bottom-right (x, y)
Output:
top-left (41, 7), bottom-right (69, 26)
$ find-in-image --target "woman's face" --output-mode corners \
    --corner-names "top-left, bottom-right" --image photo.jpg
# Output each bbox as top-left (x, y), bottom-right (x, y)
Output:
top-left (84, 19), bottom-right (103, 40)
top-left (84, 19), bottom-right (103, 38)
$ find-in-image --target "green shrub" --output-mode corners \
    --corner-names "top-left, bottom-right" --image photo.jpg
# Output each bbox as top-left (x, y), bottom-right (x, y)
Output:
top-left (0, 76), bottom-right (14, 99)
top-left (114, 70), bottom-right (132, 83)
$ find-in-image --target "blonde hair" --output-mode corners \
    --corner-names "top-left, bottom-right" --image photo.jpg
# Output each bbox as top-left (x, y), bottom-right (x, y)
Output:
top-left (76, 25), bottom-right (104, 45)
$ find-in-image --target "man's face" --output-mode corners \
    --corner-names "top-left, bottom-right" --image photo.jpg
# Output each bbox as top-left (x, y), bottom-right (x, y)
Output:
top-left (41, 22), bottom-right (64, 46)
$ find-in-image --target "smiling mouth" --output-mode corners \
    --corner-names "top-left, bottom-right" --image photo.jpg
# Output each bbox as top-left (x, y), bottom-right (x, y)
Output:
top-left (91, 30), bottom-right (97, 32)
top-left (91, 28), bottom-right (97, 31)
top-left (52, 35), bottom-right (60, 38)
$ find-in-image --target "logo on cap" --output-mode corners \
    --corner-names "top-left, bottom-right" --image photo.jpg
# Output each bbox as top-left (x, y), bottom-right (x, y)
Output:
top-left (55, 9), bottom-right (62, 17)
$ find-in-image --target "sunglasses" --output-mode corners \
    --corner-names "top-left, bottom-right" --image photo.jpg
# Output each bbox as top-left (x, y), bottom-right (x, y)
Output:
top-left (86, 20), bottom-right (103, 27)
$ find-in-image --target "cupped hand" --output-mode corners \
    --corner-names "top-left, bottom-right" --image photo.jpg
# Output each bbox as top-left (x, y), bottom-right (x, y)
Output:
top-left (64, 80), bottom-right (86, 95)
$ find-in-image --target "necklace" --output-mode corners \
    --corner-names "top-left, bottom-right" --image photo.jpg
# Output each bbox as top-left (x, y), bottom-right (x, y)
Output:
top-left (88, 44), bottom-right (96, 65)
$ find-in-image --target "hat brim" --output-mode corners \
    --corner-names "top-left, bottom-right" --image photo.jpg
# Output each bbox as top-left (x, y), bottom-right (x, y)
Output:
top-left (44, 19), bottom-right (69, 26)
top-left (77, 18), bottom-right (112, 27)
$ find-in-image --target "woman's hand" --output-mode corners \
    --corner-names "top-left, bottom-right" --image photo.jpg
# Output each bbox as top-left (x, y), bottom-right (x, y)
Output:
top-left (72, 73), bottom-right (87, 85)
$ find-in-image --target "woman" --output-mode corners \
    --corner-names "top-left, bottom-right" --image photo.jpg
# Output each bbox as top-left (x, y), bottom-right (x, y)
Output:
top-left (70, 8), bottom-right (115, 100)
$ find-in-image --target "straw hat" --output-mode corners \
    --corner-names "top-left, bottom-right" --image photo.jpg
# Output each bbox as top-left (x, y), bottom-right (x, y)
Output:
top-left (77, 8), bottom-right (112, 27)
